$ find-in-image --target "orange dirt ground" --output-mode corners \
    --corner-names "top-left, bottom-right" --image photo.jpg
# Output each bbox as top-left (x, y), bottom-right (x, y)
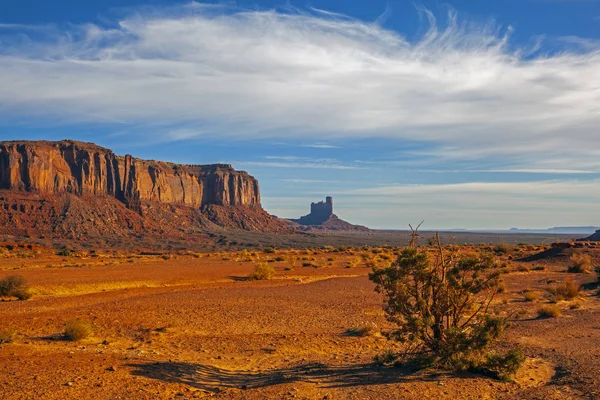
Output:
top-left (0, 244), bottom-right (599, 399)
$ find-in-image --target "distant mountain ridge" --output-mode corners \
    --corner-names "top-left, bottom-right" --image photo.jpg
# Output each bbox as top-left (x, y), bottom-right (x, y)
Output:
top-left (445, 226), bottom-right (599, 235)
top-left (508, 226), bottom-right (599, 234)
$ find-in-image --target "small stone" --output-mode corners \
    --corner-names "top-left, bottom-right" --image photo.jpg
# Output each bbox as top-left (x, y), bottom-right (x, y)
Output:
top-left (65, 382), bottom-right (73, 387)
top-left (106, 366), bottom-right (117, 372)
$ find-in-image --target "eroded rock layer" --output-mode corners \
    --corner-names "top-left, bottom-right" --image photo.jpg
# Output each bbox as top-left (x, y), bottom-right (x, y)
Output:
top-left (0, 140), bottom-right (260, 209)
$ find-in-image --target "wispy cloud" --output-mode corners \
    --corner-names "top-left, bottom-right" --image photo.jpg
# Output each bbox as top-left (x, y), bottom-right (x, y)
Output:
top-left (346, 179), bottom-right (600, 197)
top-left (0, 4), bottom-right (599, 171)
top-left (280, 179), bottom-right (340, 183)
top-left (301, 143), bottom-right (342, 149)
top-left (236, 161), bottom-right (364, 170)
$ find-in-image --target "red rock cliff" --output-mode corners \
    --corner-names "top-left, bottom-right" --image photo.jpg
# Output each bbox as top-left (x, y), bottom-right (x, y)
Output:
top-left (0, 140), bottom-right (261, 209)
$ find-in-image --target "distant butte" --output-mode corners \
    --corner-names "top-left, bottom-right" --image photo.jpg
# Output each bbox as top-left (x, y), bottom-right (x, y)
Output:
top-left (0, 139), bottom-right (291, 243)
top-left (291, 197), bottom-right (369, 231)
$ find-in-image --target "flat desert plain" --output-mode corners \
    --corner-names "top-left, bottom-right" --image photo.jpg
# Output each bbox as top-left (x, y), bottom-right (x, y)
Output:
top-left (0, 243), bottom-right (599, 399)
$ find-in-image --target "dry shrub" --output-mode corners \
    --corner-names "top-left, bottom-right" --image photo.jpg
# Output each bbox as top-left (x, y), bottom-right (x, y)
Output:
top-left (523, 291), bottom-right (539, 302)
top-left (0, 275), bottom-right (32, 300)
top-left (345, 323), bottom-right (378, 337)
top-left (537, 305), bottom-right (561, 319)
top-left (547, 280), bottom-right (581, 302)
top-left (250, 263), bottom-right (275, 280)
top-left (569, 253), bottom-right (593, 273)
top-left (0, 328), bottom-right (18, 344)
top-left (64, 319), bottom-right (93, 341)
top-left (346, 258), bottom-right (360, 268)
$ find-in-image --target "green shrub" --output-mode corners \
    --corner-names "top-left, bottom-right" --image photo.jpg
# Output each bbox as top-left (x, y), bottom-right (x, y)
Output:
top-left (250, 263), bottom-right (275, 280)
top-left (471, 349), bottom-right (526, 381)
top-left (369, 231), bottom-right (522, 379)
top-left (64, 319), bottom-right (93, 341)
top-left (0, 275), bottom-right (31, 300)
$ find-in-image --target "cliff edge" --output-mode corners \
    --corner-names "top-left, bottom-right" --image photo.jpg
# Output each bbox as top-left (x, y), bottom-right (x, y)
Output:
top-left (0, 140), bottom-right (290, 242)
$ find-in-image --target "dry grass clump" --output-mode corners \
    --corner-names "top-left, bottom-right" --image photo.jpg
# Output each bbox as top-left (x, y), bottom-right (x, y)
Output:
top-left (0, 275), bottom-right (32, 300)
top-left (523, 290), bottom-right (539, 302)
top-left (346, 258), bottom-right (360, 268)
top-left (537, 305), bottom-right (561, 319)
top-left (0, 328), bottom-right (18, 344)
top-left (568, 253), bottom-right (593, 273)
top-left (249, 262), bottom-right (275, 280)
top-left (64, 319), bottom-right (93, 341)
top-left (345, 322), bottom-right (378, 337)
top-left (547, 280), bottom-right (581, 302)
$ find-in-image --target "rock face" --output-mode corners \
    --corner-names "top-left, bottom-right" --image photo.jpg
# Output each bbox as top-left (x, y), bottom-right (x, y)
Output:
top-left (0, 140), bottom-right (291, 242)
top-left (0, 140), bottom-right (260, 210)
top-left (292, 197), bottom-right (369, 231)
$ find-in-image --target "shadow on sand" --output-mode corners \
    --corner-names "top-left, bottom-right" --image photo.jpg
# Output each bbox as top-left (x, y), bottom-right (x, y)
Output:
top-left (126, 362), bottom-right (434, 392)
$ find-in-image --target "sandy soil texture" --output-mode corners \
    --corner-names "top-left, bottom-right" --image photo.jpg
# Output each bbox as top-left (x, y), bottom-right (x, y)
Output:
top-left (0, 244), bottom-right (599, 399)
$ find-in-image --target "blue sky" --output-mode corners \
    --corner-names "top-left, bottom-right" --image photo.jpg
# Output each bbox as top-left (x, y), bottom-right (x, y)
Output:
top-left (1, 0), bottom-right (599, 229)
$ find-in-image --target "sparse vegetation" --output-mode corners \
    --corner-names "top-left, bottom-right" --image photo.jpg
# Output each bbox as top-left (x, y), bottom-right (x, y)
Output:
top-left (369, 230), bottom-right (522, 379)
top-left (250, 262), bottom-right (275, 280)
top-left (547, 280), bottom-right (581, 302)
top-left (0, 328), bottom-right (18, 344)
top-left (0, 275), bottom-right (32, 300)
top-left (64, 319), bottom-right (93, 341)
top-left (569, 253), bottom-right (593, 273)
top-left (523, 290), bottom-right (539, 302)
top-left (345, 323), bottom-right (378, 337)
top-left (537, 305), bottom-right (561, 319)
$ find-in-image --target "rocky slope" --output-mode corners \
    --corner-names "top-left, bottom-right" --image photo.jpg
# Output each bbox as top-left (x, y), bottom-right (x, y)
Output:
top-left (0, 140), bottom-right (290, 244)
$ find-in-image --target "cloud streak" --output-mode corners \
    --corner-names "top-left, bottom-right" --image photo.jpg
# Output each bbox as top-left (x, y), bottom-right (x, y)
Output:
top-left (0, 4), bottom-right (599, 169)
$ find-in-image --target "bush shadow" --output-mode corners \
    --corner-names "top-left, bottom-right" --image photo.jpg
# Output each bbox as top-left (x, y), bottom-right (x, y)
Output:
top-left (126, 361), bottom-right (428, 392)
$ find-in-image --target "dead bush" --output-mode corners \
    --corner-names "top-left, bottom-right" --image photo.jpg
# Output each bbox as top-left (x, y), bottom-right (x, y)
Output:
top-left (250, 263), bottom-right (275, 280)
top-left (345, 323), bottom-right (378, 337)
top-left (64, 319), bottom-right (93, 341)
top-left (0, 275), bottom-right (32, 300)
top-left (569, 253), bottom-right (593, 273)
top-left (0, 328), bottom-right (18, 344)
top-left (537, 305), bottom-right (561, 318)
top-left (547, 280), bottom-right (581, 302)
top-left (523, 291), bottom-right (539, 302)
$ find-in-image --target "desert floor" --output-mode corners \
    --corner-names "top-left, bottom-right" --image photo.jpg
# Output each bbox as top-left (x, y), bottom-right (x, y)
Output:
top-left (0, 243), bottom-right (599, 399)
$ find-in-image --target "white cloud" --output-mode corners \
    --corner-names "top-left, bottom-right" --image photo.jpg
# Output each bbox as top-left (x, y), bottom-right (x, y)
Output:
top-left (236, 160), bottom-right (364, 170)
top-left (280, 178), bottom-right (340, 183)
top-left (346, 179), bottom-right (600, 197)
top-left (0, 5), bottom-right (599, 169)
top-left (301, 143), bottom-right (342, 149)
